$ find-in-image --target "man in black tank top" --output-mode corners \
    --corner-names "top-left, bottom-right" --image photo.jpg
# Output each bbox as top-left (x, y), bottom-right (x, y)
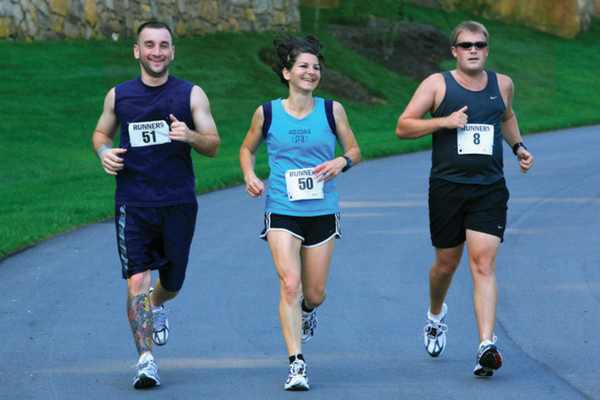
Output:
top-left (395, 21), bottom-right (534, 377)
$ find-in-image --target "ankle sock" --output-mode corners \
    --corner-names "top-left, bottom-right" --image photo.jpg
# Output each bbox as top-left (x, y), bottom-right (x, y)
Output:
top-left (139, 352), bottom-right (154, 363)
top-left (152, 304), bottom-right (163, 314)
top-left (301, 300), bottom-right (314, 314)
top-left (289, 353), bottom-right (305, 364)
top-left (428, 308), bottom-right (444, 322)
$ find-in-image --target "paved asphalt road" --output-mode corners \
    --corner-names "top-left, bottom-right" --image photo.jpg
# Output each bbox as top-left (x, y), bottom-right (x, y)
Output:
top-left (1, 125), bottom-right (598, 399)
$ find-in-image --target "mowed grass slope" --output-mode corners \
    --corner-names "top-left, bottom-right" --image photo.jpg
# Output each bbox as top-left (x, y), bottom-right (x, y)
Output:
top-left (1, 8), bottom-right (599, 258)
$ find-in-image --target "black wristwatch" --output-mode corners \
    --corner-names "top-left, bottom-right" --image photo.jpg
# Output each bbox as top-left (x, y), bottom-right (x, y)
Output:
top-left (512, 142), bottom-right (527, 155)
top-left (341, 156), bottom-right (353, 172)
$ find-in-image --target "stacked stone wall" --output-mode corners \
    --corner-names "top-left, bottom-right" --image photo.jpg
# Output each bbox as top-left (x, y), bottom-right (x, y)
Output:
top-left (434, 0), bottom-right (599, 38)
top-left (0, 0), bottom-right (300, 41)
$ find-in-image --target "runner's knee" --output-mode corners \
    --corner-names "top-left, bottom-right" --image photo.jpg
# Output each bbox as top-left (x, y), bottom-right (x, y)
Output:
top-left (470, 254), bottom-right (496, 277)
top-left (280, 274), bottom-right (302, 304)
top-left (432, 258), bottom-right (459, 277)
top-left (303, 287), bottom-right (326, 307)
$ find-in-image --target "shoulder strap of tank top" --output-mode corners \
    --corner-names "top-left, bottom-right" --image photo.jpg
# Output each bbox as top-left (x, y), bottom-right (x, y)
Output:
top-left (261, 102), bottom-right (272, 139)
top-left (486, 71), bottom-right (498, 86)
top-left (262, 99), bottom-right (336, 138)
top-left (324, 99), bottom-right (337, 136)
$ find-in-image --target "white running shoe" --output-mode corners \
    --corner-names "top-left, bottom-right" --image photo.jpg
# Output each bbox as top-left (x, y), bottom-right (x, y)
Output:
top-left (284, 358), bottom-right (309, 391)
top-left (423, 303), bottom-right (448, 357)
top-left (133, 353), bottom-right (161, 389)
top-left (474, 335), bottom-right (502, 377)
top-left (301, 296), bottom-right (318, 343)
top-left (149, 287), bottom-right (170, 346)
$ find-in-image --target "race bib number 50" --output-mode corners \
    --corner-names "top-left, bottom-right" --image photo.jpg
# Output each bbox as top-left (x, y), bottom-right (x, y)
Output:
top-left (129, 120), bottom-right (171, 147)
top-left (285, 168), bottom-right (324, 201)
top-left (457, 124), bottom-right (493, 155)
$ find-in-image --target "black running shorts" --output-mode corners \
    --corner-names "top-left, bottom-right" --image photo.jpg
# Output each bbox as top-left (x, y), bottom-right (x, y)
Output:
top-left (428, 178), bottom-right (509, 248)
top-left (115, 202), bottom-right (198, 292)
top-left (261, 212), bottom-right (341, 248)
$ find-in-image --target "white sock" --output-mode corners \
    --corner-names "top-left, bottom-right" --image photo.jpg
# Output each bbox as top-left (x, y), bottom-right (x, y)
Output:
top-left (428, 308), bottom-right (444, 322)
top-left (480, 333), bottom-right (497, 347)
top-left (151, 304), bottom-right (162, 314)
top-left (139, 352), bottom-right (154, 363)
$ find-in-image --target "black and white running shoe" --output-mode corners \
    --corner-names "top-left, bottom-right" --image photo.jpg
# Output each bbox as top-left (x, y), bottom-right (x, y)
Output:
top-left (474, 335), bottom-right (503, 377)
top-left (285, 358), bottom-right (309, 391)
top-left (301, 296), bottom-right (318, 343)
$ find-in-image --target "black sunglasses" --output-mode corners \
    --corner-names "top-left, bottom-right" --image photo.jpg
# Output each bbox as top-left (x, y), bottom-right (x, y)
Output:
top-left (454, 41), bottom-right (488, 50)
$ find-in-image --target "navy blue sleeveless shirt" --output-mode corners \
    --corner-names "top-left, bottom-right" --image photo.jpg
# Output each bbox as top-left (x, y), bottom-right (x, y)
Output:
top-left (113, 75), bottom-right (197, 207)
top-left (431, 71), bottom-right (506, 185)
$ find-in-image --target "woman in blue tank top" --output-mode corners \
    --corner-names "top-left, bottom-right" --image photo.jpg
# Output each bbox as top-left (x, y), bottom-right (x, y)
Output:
top-left (240, 30), bottom-right (360, 391)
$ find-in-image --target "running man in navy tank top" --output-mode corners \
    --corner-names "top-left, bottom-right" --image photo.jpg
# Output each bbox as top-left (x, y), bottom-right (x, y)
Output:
top-left (395, 21), bottom-right (533, 377)
top-left (240, 30), bottom-right (360, 391)
top-left (91, 21), bottom-right (220, 389)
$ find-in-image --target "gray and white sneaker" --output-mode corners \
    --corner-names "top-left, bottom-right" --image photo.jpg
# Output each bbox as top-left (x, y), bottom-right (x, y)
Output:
top-left (152, 306), bottom-right (170, 346)
top-left (284, 358), bottom-right (309, 391)
top-left (301, 296), bottom-right (317, 343)
top-left (423, 303), bottom-right (448, 357)
top-left (133, 353), bottom-right (161, 389)
top-left (149, 287), bottom-right (170, 346)
top-left (474, 335), bottom-right (502, 377)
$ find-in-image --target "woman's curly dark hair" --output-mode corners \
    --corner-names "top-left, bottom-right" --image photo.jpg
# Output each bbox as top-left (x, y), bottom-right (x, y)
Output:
top-left (272, 30), bottom-right (325, 87)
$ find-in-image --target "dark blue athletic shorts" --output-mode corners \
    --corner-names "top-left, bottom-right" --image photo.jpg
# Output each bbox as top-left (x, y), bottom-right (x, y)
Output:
top-left (260, 212), bottom-right (341, 248)
top-left (115, 202), bottom-right (198, 292)
top-left (428, 177), bottom-right (509, 248)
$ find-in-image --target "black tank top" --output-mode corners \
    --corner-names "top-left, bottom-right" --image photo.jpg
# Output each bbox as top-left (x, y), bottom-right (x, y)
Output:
top-left (114, 75), bottom-right (197, 207)
top-left (431, 71), bottom-right (505, 184)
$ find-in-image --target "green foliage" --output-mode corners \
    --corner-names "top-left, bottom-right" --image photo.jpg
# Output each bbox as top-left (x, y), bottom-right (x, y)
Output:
top-left (303, 0), bottom-right (411, 26)
top-left (1, 5), bottom-right (599, 258)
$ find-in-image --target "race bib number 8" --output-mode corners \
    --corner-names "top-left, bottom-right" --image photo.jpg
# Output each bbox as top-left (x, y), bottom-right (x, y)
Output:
top-left (457, 124), bottom-right (493, 155)
top-left (285, 168), bottom-right (324, 202)
top-left (129, 120), bottom-right (171, 147)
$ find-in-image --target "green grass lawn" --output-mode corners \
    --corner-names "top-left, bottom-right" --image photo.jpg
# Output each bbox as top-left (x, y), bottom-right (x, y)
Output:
top-left (1, 7), bottom-right (599, 258)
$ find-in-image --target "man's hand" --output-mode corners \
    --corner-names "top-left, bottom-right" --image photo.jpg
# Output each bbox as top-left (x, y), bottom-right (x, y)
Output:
top-left (99, 148), bottom-right (127, 176)
top-left (168, 114), bottom-right (194, 143)
top-left (446, 105), bottom-right (469, 129)
top-left (516, 148), bottom-right (534, 173)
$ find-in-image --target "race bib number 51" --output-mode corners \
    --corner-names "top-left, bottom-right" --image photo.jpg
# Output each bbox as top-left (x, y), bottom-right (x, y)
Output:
top-left (129, 120), bottom-right (171, 147)
top-left (457, 124), bottom-right (493, 155)
top-left (285, 168), bottom-right (324, 202)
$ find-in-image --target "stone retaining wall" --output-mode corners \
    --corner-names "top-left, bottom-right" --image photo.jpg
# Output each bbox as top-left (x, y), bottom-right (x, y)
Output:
top-left (0, 0), bottom-right (300, 41)
top-left (436, 0), bottom-right (600, 38)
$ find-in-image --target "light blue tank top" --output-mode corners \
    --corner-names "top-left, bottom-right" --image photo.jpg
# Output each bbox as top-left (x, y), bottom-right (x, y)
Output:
top-left (264, 97), bottom-right (340, 216)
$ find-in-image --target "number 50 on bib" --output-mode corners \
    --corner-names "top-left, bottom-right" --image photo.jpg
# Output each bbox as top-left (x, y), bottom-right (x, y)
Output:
top-left (285, 168), bottom-right (324, 202)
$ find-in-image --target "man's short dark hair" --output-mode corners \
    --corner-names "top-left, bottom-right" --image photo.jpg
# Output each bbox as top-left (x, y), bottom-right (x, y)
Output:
top-left (137, 21), bottom-right (173, 44)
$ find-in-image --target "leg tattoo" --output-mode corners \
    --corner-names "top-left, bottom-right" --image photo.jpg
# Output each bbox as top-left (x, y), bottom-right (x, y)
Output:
top-left (127, 291), bottom-right (153, 355)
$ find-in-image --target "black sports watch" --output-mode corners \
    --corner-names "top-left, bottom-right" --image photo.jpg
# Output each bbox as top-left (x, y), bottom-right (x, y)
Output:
top-left (512, 142), bottom-right (527, 155)
top-left (341, 156), bottom-right (353, 172)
